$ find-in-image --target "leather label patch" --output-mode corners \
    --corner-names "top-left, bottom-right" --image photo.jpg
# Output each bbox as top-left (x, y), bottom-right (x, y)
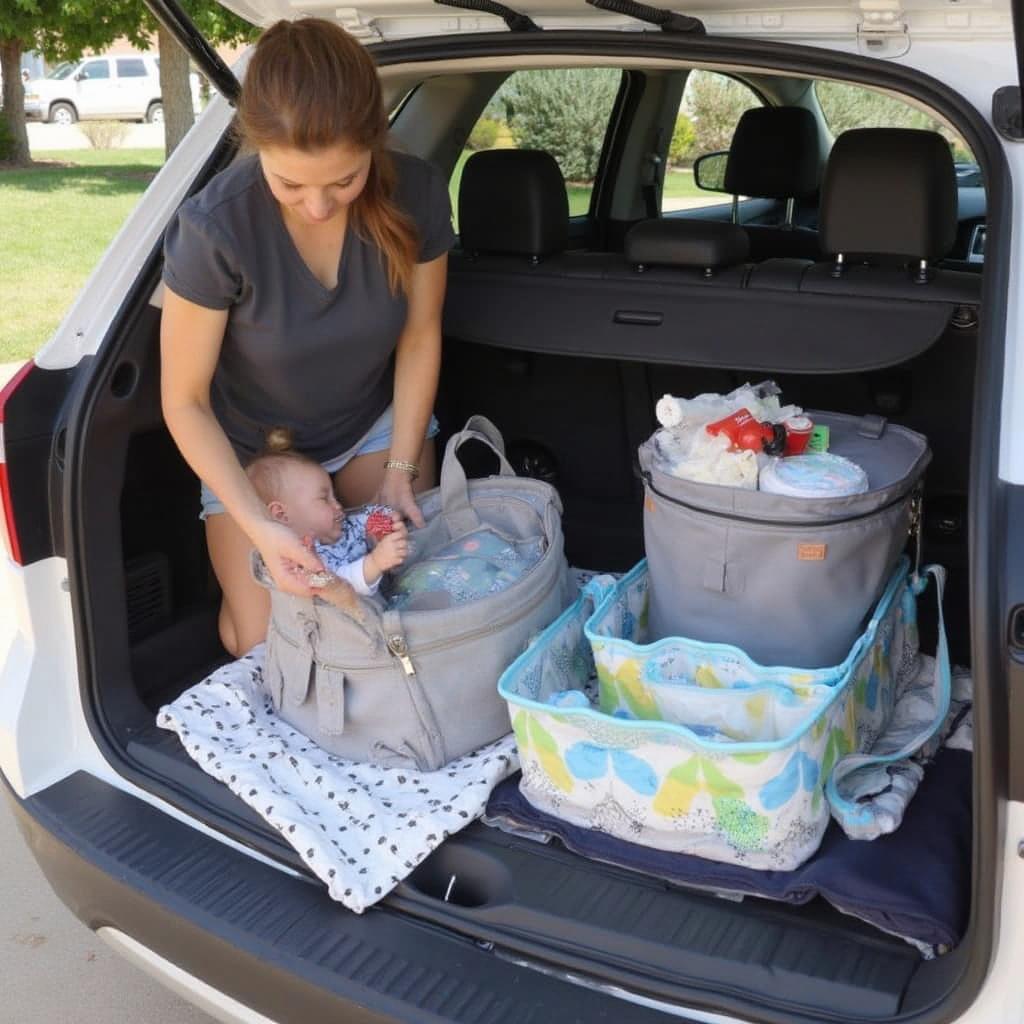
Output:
top-left (645, 495), bottom-right (656, 514)
top-left (798, 543), bottom-right (827, 561)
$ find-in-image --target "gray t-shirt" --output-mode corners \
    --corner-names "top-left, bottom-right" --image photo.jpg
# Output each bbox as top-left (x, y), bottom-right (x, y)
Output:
top-left (162, 150), bottom-right (456, 462)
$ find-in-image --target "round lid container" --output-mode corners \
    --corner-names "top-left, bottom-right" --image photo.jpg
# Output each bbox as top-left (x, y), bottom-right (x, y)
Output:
top-left (759, 453), bottom-right (869, 498)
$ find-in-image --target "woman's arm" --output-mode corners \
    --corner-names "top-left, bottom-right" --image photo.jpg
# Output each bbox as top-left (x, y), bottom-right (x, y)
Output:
top-left (380, 252), bottom-right (448, 526)
top-left (160, 286), bottom-right (322, 592)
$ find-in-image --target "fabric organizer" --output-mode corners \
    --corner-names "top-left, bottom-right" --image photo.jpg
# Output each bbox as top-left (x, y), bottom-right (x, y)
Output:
top-left (499, 556), bottom-right (950, 870)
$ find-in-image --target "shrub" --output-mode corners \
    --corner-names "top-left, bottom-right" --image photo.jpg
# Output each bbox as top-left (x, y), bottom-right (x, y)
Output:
top-left (467, 117), bottom-right (500, 151)
top-left (503, 69), bottom-right (621, 183)
top-left (668, 112), bottom-right (696, 167)
top-left (79, 120), bottom-right (131, 150)
top-left (683, 72), bottom-right (757, 156)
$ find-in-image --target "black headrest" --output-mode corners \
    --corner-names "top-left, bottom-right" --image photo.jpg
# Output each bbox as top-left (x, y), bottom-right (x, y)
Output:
top-left (820, 128), bottom-right (958, 260)
top-left (724, 107), bottom-right (820, 200)
top-left (625, 219), bottom-right (749, 270)
top-left (458, 150), bottom-right (568, 259)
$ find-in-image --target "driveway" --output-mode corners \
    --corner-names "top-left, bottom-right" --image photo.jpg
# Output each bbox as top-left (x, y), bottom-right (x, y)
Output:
top-left (27, 121), bottom-right (164, 150)
top-left (1, 362), bottom-right (216, 1023)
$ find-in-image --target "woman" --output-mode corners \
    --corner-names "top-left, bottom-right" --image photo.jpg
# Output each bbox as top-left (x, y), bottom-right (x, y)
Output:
top-left (160, 18), bottom-right (455, 657)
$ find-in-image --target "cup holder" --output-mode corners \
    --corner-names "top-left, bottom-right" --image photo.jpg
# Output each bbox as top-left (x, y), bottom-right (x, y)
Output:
top-left (405, 845), bottom-right (511, 909)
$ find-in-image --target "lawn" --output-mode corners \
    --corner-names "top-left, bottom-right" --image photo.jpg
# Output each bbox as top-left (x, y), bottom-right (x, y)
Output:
top-left (0, 149), bottom-right (164, 364)
top-left (1, 147), bottom-right (710, 365)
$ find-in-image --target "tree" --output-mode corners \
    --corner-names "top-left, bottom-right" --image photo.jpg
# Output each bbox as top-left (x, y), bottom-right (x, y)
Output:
top-left (0, 0), bottom-right (144, 166)
top-left (138, 1), bottom-right (256, 158)
top-left (815, 80), bottom-right (971, 159)
top-left (682, 71), bottom-right (757, 158)
top-left (668, 111), bottom-right (696, 167)
top-left (501, 69), bottom-right (620, 183)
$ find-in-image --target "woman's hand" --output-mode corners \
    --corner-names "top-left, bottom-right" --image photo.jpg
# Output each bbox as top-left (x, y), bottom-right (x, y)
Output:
top-left (378, 469), bottom-right (425, 529)
top-left (249, 519), bottom-right (325, 597)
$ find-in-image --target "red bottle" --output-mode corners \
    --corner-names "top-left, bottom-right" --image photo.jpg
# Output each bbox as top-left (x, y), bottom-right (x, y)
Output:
top-left (706, 409), bottom-right (786, 456)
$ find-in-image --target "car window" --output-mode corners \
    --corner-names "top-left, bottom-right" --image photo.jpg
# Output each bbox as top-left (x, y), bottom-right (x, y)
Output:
top-left (815, 80), bottom-right (976, 170)
top-left (662, 70), bottom-right (762, 213)
top-left (116, 58), bottom-right (148, 79)
top-left (46, 62), bottom-right (75, 80)
top-left (451, 68), bottom-right (624, 227)
top-left (80, 60), bottom-right (110, 81)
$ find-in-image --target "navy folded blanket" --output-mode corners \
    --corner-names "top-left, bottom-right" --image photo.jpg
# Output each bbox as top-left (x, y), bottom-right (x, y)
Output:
top-left (485, 747), bottom-right (972, 950)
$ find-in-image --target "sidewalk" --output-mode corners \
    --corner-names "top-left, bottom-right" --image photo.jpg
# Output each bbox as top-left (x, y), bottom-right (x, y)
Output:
top-left (28, 121), bottom-right (164, 151)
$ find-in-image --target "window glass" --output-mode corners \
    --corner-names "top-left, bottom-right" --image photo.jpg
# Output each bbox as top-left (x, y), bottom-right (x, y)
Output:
top-left (451, 68), bottom-right (623, 228)
top-left (80, 60), bottom-right (110, 81)
top-left (46, 62), bottom-right (76, 80)
top-left (815, 81), bottom-right (976, 170)
top-left (661, 70), bottom-right (762, 213)
top-left (116, 58), bottom-right (148, 79)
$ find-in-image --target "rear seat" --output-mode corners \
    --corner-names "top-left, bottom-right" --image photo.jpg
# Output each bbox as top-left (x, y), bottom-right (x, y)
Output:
top-left (444, 136), bottom-right (979, 375)
top-left (715, 106), bottom-right (822, 262)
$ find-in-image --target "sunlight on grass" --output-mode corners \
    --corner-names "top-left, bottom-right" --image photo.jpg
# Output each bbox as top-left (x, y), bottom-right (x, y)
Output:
top-left (0, 150), bottom-right (164, 363)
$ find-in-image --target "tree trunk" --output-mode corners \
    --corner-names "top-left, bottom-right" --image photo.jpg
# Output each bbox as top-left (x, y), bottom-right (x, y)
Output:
top-left (157, 24), bottom-right (195, 159)
top-left (0, 38), bottom-right (31, 166)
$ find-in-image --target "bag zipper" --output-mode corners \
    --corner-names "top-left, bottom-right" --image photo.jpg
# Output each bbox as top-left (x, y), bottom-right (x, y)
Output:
top-left (382, 559), bottom-right (564, 675)
top-left (643, 470), bottom-right (921, 529)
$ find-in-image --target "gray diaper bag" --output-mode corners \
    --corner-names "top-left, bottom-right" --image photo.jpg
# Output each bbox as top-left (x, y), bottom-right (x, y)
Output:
top-left (639, 412), bottom-right (931, 669)
top-left (256, 416), bottom-right (573, 771)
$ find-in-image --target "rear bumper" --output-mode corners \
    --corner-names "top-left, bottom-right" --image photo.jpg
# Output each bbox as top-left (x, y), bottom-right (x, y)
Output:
top-left (3, 770), bottom-right (661, 1024)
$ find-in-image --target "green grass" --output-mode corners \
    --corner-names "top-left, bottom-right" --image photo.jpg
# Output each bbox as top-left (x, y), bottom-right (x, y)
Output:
top-left (663, 168), bottom-right (704, 200)
top-left (0, 149), bottom-right (164, 363)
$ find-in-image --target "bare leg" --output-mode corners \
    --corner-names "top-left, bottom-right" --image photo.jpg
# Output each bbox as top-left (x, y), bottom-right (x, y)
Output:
top-left (332, 436), bottom-right (438, 507)
top-left (206, 511), bottom-right (271, 657)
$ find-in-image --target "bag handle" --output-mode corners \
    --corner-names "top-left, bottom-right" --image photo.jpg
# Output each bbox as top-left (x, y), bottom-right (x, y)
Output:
top-left (440, 415), bottom-right (516, 536)
top-left (825, 564), bottom-right (951, 840)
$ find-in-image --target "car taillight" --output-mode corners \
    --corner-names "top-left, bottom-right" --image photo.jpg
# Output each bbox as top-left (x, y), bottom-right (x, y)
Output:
top-left (0, 361), bottom-right (35, 565)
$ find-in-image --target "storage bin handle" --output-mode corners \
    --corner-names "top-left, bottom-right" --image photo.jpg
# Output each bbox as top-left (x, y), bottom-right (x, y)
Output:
top-left (826, 563), bottom-right (952, 840)
top-left (440, 415), bottom-right (517, 536)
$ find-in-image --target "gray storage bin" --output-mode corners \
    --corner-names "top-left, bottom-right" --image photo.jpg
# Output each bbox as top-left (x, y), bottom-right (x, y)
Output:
top-left (638, 412), bottom-right (930, 668)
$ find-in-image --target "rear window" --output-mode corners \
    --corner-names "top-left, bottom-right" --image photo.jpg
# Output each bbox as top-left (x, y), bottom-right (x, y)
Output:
top-left (80, 60), bottom-right (110, 80)
top-left (662, 70), bottom-right (762, 213)
top-left (815, 80), bottom-right (975, 165)
top-left (453, 68), bottom-right (624, 224)
top-left (116, 58), bottom-right (148, 79)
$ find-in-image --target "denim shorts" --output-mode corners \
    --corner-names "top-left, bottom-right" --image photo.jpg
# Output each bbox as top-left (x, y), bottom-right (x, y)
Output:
top-left (199, 405), bottom-right (440, 520)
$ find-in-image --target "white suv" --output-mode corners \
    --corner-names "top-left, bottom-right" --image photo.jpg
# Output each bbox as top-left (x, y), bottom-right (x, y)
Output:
top-left (2, 1), bottom-right (1023, 1022)
top-left (23, 53), bottom-right (200, 125)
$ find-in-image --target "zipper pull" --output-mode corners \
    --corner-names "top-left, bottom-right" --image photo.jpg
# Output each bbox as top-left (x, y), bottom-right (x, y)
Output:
top-left (387, 634), bottom-right (415, 676)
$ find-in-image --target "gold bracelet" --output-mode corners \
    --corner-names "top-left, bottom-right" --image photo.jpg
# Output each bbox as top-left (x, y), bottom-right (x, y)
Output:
top-left (385, 458), bottom-right (420, 480)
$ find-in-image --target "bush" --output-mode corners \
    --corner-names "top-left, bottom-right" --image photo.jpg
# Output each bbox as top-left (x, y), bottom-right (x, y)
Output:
top-left (79, 120), bottom-right (131, 150)
top-left (683, 71), bottom-right (757, 156)
top-left (503, 69), bottom-right (621, 183)
top-left (815, 81), bottom-right (972, 159)
top-left (467, 117), bottom-right (500, 151)
top-left (668, 112), bottom-right (696, 167)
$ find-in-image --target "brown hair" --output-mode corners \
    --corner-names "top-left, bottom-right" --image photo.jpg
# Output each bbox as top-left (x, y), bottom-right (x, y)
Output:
top-left (237, 18), bottom-right (418, 294)
top-left (246, 427), bottom-right (322, 504)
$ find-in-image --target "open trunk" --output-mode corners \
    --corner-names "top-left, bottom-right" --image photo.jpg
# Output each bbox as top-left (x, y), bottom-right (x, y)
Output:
top-left (54, 27), bottom-right (1008, 1024)
top-left (69, 263), bottom-right (980, 1024)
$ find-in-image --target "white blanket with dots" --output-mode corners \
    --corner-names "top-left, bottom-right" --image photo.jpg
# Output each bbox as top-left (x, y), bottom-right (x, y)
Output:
top-left (158, 646), bottom-right (518, 913)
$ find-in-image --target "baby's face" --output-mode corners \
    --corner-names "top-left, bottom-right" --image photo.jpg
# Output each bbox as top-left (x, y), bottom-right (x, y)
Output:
top-left (280, 462), bottom-right (344, 544)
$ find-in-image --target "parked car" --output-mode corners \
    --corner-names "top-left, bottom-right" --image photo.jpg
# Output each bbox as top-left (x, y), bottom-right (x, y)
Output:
top-left (22, 53), bottom-right (200, 125)
top-left (2, 1), bottom-right (1023, 1022)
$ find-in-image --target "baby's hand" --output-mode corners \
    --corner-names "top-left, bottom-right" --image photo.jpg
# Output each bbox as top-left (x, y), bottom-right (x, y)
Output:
top-left (370, 519), bottom-right (409, 573)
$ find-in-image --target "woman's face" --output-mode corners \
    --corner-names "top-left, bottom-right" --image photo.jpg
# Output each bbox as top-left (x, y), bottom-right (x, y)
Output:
top-left (260, 141), bottom-right (372, 226)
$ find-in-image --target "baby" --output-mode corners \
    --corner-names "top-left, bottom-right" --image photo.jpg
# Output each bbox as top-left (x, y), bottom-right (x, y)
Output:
top-left (246, 429), bottom-right (409, 608)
